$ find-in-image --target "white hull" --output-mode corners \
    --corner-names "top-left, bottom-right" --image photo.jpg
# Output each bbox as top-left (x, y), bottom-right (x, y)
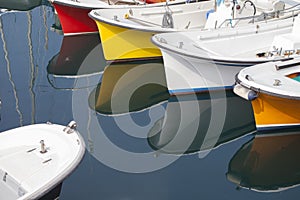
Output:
top-left (160, 48), bottom-right (249, 95)
top-left (0, 122), bottom-right (85, 200)
top-left (152, 15), bottom-right (300, 95)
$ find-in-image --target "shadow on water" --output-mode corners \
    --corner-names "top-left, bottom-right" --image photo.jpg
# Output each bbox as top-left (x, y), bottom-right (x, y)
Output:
top-left (85, 66), bottom-right (256, 157)
top-left (89, 60), bottom-right (170, 115)
top-left (148, 91), bottom-right (256, 155)
top-left (47, 34), bottom-right (106, 89)
top-left (69, 78), bottom-right (258, 199)
top-left (227, 129), bottom-right (300, 192)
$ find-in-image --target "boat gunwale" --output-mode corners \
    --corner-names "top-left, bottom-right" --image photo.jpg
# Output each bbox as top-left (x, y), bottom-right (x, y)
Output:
top-left (51, 0), bottom-right (107, 9)
top-left (89, 10), bottom-right (171, 33)
top-left (235, 68), bottom-right (300, 100)
top-left (51, 0), bottom-right (189, 9)
top-left (151, 29), bottom-right (299, 64)
top-left (88, 1), bottom-right (215, 33)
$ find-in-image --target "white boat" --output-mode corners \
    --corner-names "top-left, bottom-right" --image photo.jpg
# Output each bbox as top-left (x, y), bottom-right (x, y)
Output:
top-left (234, 57), bottom-right (300, 130)
top-left (89, 0), bottom-right (291, 61)
top-left (0, 121), bottom-right (85, 200)
top-left (89, 0), bottom-right (214, 60)
top-left (151, 9), bottom-right (300, 95)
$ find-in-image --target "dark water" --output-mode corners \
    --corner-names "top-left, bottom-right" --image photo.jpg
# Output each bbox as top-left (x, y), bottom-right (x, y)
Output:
top-left (0, 5), bottom-right (300, 200)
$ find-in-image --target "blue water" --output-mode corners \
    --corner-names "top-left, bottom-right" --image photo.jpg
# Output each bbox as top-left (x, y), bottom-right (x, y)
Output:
top-left (0, 5), bottom-right (300, 200)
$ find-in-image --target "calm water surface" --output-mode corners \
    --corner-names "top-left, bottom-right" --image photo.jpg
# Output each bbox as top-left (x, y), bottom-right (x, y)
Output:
top-left (0, 5), bottom-right (300, 200)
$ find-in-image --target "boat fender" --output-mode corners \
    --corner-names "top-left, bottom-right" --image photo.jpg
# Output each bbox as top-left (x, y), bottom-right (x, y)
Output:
top-left (233, 84), bottom-right (257, 101)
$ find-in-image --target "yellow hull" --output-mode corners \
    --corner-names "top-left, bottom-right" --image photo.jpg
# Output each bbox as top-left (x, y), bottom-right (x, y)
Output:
top-left (252, 93), bottom-right (300, 130)
top-left (95, 20), bottom-right (162, 61)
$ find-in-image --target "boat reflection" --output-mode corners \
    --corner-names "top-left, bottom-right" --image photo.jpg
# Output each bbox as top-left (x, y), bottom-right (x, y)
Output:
top-left (47, 34), bottom-right (106, 89)
top-left (148, 91), bottom-right (256, 155)
top-left (0, 0), bottom-right (45, 11)
top-left (89, 60), bottom-right (169, 114)
top-left (227, 130), bottom-right (300, 192)
top-left (81, 88), bottom-right (255, 174)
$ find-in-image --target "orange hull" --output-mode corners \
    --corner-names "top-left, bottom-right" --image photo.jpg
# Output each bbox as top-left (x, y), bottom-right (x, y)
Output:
top-left (251, 93), bottom-right (300, 130)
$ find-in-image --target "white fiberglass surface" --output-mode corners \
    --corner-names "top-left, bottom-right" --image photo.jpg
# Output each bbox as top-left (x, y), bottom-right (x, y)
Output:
top-left (238, 59), bottom-right (300, 97)
top-left (93, 1), bottom-right (214, 30)
top-left (0, 124), bottom-right (82, 193)
top-left (195, 27), bottom-right (293, 59)
top-left (153, 15), bottom-right (297, 62)
top-left (0, 124), bottom-right (79, 156)
top-left (0, 167), bottom-right (23, 200)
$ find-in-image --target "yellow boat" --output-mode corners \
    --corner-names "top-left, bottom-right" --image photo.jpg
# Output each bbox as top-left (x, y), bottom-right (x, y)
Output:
top-left (89, 0), bottom-right (291, 61)
top-left (89, 1), bottom-right (219, 61)
top-left (94, 20), bottom-right (162, 61)
top-left (234, 57), bottom-right (300, 131)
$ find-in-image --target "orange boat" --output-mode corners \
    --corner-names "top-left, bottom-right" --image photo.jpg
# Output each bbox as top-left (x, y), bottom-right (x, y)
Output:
top-left (234, 57), bottom-right (300, 131)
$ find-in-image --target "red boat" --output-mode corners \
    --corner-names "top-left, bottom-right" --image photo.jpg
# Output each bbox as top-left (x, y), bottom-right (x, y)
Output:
top-left (50, 0), bottom-right (190, 36)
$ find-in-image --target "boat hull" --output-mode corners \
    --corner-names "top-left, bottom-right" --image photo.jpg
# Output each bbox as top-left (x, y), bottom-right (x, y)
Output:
top-left (51, 0), bottom-right (191, 36)
top-left (0, 122), bottom-right (85, 200)
top-left (151, 15), bottom-right (296, 96)
top-left (95, 20), bottom-right (162, 61)
top-left (252, 93), bottom-right (300, 131)
top-left (90, 0), bottom-right (214, 61)
top-left (160, 48), bottom-right (253, 95)
top-left (52, 2), bottom-right (98, 35)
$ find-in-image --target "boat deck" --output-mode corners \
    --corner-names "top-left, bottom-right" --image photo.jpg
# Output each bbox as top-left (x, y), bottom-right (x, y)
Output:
top-left (0, 145), bottom-right (57, 199)
top-left (0, 181), bottom-right (19, 200)
top-left (238, 58), bottom-right (300, 98)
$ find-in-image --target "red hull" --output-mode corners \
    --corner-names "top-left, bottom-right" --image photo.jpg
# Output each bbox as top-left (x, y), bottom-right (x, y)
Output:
top-left (53, 3), bottom-right (98, 35)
